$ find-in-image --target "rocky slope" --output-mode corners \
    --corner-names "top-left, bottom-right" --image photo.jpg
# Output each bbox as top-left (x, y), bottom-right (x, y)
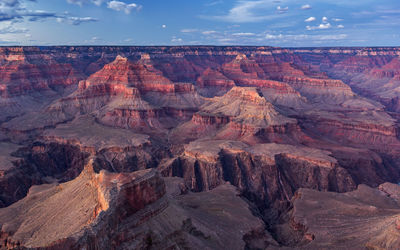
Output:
top-left (1, 55), bottom-right (203, 134)
top-left (0, 161), bottom-right (270, 249)
top-left (159, 139), bottom-right (356, 214)
top-left (0, 46), bottom-right (399, 249)
top-left (0, 47), bottom-right (84, 122)
top-left (276, 182), bottom-right (400, 249)
top-left (0, 160), bottom-right (166, 249)
top-left (173, 86), bottom-right (303, 144)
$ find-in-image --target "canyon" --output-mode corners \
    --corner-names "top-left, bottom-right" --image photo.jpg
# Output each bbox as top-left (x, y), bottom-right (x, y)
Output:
top-left (0, 46), bottom-right (400, 249)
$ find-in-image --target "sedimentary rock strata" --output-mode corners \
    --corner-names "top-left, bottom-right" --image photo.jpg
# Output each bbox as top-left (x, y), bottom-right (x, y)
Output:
top-left (280, 183), bottom-right (400, 249)
top-left (0, 46), bottom-right (399, 249)
top-left (0, 160), bottom-right (165, 249)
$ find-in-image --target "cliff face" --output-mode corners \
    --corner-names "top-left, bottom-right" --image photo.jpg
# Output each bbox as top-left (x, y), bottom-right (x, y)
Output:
top-left (0, 160), bottom-right (166, 249)
top-left (0, 46), bottom-right (399, 249)
top-left (0, 47), bottom-right (84, 97)
top-left (0, 161), bottom-right (271, 249)
top-left (173, 86), bottom-right (304, 145)
top-left (0, 47), bottom-right (85, 122)
top-left (160, 140), bottom-right (363, 212)
top-left (291, 48), bottom-right (400, 112)
top-left (279, 183), bottom-right (400, 249)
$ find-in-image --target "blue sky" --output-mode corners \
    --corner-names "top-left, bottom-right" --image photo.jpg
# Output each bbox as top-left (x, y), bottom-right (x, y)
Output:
top-left (0, 0), bottom-right (399, 46)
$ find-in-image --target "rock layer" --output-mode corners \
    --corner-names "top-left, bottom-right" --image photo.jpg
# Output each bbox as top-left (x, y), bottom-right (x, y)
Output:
top-left (279, 183), bottom-right (400, 249)
top-left (0, 46), bottom-right (399, 249)
top-left (0, 160), bottom-right (165, 249)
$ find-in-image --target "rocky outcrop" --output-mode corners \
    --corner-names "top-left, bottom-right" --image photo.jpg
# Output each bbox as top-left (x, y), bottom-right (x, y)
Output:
top-left (292, 49), bottom-right (400, 112)
top-left (0, 115), bottom-right (170, 208)
top-left (278, 183), bottom-right (400, 249)
top-left (0, 47), bottom-right (83, 98)
top-left (108, 177), bottom-right (275, 250)
top-left (174, 86), bottom-right (302, 144)
top-left (42, 116), bottom-right (168, 172)
top-left (1, 55), bottom-right (204, 133)
top-left (300, 110), bottom-right (400, 152)
top-left (159, 140), bottom-right (356, 211)
top-left (0, 46), bottom-right (399, 249)
top-left (195, 68), bottom-right (235, 97)
top-left (0, 161), bottom-right (272, 249)
top-left (221, 54), bottom-right (300, 93)
top-left (0, 161), bottom-right (166, 249)
top-left (176, 87), bottom-right (298, 141)
top-left (0, 142), bottom-right (90, 208)
top-left (280, 76), bottom-right (354, 100)
top-left (0, 47), bottom-right (85, 122)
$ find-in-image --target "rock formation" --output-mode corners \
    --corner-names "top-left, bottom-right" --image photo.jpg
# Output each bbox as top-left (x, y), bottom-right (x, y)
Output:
top-left (174, 86), bottom-right (303, 144)
top-left (0, 161), bottom-right (270, 249)
top-left (276, 183), bottom-right (400, 249)
top-left (159, 139), bottom-right (358, 213)
top-left (0, 46), bottom-right (399, 249)
top-left (0, 160), bottom-right (166, 249)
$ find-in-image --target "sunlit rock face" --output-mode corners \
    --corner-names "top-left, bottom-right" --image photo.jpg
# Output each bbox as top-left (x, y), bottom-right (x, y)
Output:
top-left (0, 46), bottom-right (400, 249)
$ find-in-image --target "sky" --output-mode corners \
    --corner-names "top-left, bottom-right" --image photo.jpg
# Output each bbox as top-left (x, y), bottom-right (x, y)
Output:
top-left (0, 0), bottom-right (399, 46)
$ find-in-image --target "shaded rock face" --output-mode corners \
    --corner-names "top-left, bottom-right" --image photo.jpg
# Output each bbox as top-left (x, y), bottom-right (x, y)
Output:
top-left (0, 47), bottom-right (83, 97)
top-left (0, 161), bottom-right (166, 249)
top-left (277, 183), bottom-right (400, 249)
top-left (173, 86), bottom-right (306, 145)
top-left (159, 141), bottom-right (357, 214)
top-left (0, 47), bottom-right (85, 122)
top-left (0, 163), bottom-right (270, 250)
top-left (0, 142), bottom-right (90, 208)
top-left (0, 46), bottom-right (400, 249)
top-left (0, 136), bottom-right (169, 208)
top-left (6, 55), bottom-right (204, 134)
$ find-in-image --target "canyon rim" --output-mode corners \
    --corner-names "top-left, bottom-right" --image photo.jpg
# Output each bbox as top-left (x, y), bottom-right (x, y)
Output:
top-left (1, 0), bottom-right (400, 249)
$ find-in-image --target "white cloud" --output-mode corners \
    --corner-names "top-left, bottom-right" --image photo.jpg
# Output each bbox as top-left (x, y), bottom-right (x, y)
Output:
top-left (314, 34), bottom-right (347, 40)
top-left (277, 6), bottom-right (288, 14)
top-left (202, 0), bottom-right (284, 23)
top-left (162, 24), bottom-right (166, 28)
top-left (92, 0), bottom-right (104, 6)
top-left (83, 36), bottom-right (104, 44)
top-left (265, 33), bottom-right (284, 39)
top-left (67, 0), bottom-right (104, 6)
top-left (301, 4), bottom-right (311, 10)
top-left (57, 16), bottom-right (98, 25)
top-left (232, 32), bottom-right (256, 36)
top-left (205, 0), bottom-right (223, 6)
top-left (171, 36), bottom-right (183, 43)
top-left (0, 25), bottom-right (28, 34)
top-left (107, 1), bottom-right (141, 14)
top-left (337, 24), bottom-right (344, 28)
top-left (195, 28), bottom-right (349, 45)
top-left (306, 22), bottom-right (332, 30)
top-left (264, 33), bottom-right (347, 41)
top-left (322, 16), bottom-right (328, 22)
top-left (0, 1), bottom-right (58, 22)
top-left (67, 0), bottom-right (88, 6)
top-left (332, 18), bottom-right (343, 22)
top-left (181, 29), bottom-right (198, 33)
top-left (0, 1), bottom-right (97, 26)
top-left (305, 16), bottom-right (316, 22)
top-left (202, 30), bottom-right (218, 35)
top-left (218, 38), bottom-right (234, 43)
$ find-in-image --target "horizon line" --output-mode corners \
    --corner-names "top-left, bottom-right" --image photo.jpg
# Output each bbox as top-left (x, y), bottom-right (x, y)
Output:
top-left (1, 45), bottom-right (400, 48)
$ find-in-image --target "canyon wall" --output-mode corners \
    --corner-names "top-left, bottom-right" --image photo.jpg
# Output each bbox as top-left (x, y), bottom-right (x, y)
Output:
top-left (0, 46), bottom-right (399, 249)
